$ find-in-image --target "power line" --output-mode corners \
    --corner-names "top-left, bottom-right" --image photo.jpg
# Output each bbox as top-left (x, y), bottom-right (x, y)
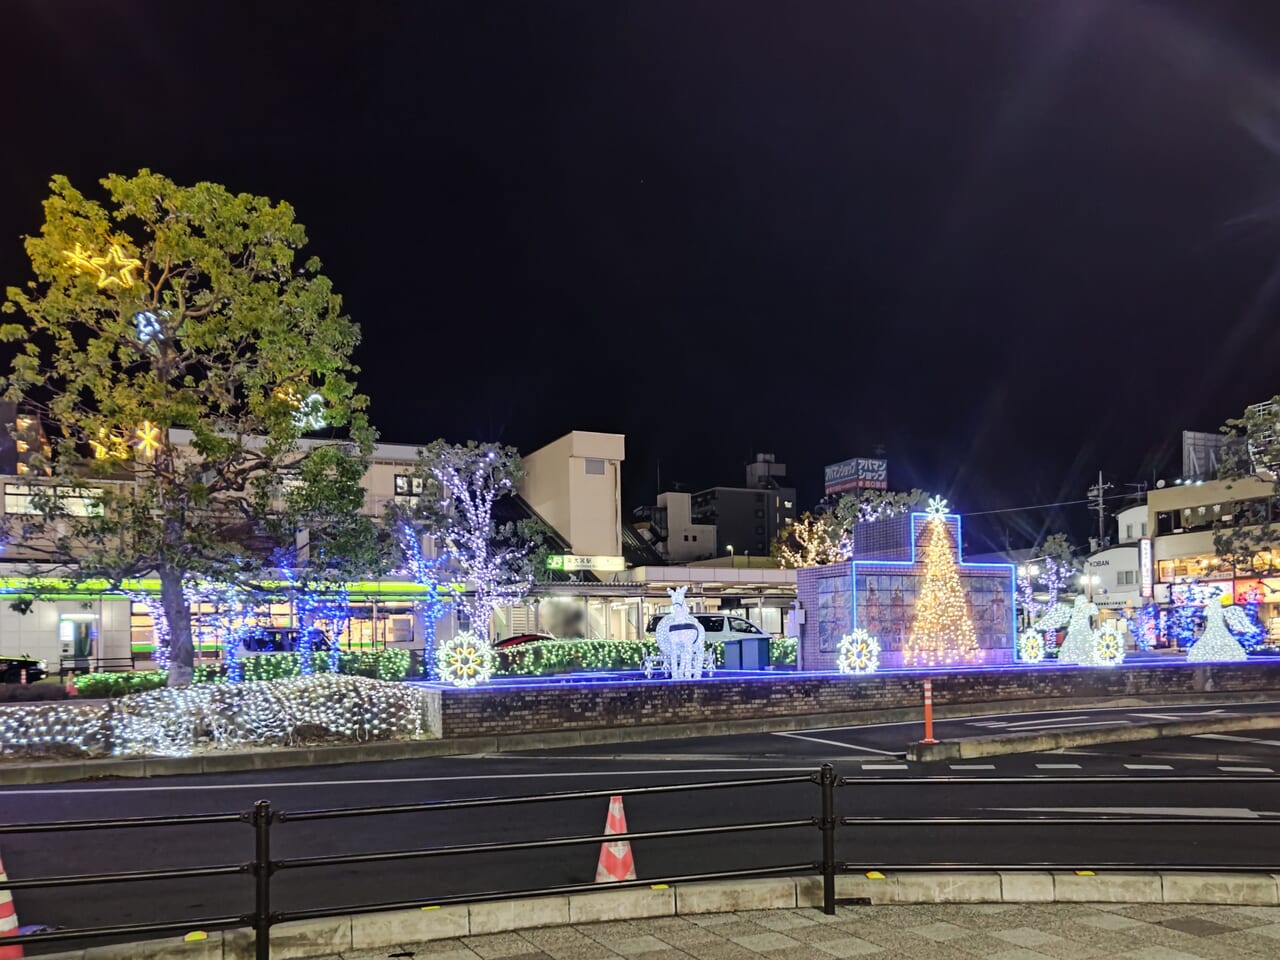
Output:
top-left (960, 491), bottom-right (1138, 519)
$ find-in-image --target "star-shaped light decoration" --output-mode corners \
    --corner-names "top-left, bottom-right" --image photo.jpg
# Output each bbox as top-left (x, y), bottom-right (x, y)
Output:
top-left (133, 420), bottom-right (161, 461)
top-left (90, 428), bottom-right (129, 462)
top-left (925, 495), bottom-right (950, 519)
top-left (63, 242), bottom-right (142, 289)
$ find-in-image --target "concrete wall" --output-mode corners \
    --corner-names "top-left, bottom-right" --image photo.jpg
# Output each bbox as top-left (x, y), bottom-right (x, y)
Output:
top-left (0, 597), bottom-right (132, 667)
top-left (431, 660), bottom-right (1280, 740)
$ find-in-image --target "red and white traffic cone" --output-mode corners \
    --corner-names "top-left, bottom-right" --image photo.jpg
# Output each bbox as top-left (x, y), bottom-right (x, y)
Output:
top-left (64, 672), bottom-right (77, 697)
top-left (0, 850), bottom-right (24, 958)
top-left (594, 795), bottom-right (637, 883)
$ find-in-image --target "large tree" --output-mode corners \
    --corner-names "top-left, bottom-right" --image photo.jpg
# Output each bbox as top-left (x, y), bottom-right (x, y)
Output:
top-left (1, 171), bottom-right (373, 684)
top-left (404, 441), bottom-right (535, 640)
top-left (1214, 396), bottom-right (1280, 571)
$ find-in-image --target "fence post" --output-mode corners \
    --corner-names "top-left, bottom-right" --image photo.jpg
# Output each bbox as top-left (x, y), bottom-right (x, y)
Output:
top-left (252, 799), bottom-right (273, 960)
top-left (819, 763), bottom-right (836, 916)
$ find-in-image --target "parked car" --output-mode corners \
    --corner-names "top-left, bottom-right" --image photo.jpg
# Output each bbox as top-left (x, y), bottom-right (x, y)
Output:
top-left (494, 633), bottom-right (556, 649)
top-left (0, 655), bottom-right (47, 684)
top-left (236, 627), bottom-right (331, 656)
top-left (645, 614), bottom-right (772, 644)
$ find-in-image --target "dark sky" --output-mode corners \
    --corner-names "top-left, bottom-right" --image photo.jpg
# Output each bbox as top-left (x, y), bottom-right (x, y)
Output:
top-left (4, 1), bottom-right (1280, 552)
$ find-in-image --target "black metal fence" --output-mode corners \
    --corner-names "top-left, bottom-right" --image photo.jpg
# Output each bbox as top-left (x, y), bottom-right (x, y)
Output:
top-left (2, 767), bottom-right (1279, 959)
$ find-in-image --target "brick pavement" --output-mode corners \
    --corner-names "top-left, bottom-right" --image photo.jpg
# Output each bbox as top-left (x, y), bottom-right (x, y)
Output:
top-left (331, 902), bottom-right (1280, 959)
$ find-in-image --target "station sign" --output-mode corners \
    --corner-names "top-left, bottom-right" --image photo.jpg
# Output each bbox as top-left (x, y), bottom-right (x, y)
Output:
top-left (823, 457), bottom-right (888, 496)
top-left (545, 555), bottom-right (626, 572)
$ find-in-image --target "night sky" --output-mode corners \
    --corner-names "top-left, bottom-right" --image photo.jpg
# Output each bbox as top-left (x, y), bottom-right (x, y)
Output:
top-left (4, 1), bottom-right (1280, 552)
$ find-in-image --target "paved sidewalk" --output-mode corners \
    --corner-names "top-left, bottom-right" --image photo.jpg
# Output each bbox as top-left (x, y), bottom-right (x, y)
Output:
top-left (333, 902), bottom-right (1280, 959)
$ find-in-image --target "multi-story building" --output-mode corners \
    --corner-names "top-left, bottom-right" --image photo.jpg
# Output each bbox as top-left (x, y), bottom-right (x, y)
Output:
top-left (632, 491), bottom-right (716, 563)
top-left (690, 454), bottom-right (797, 558)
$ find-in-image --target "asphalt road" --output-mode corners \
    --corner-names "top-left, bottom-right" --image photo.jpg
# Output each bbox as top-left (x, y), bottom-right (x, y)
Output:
top-left (3, 700), bottom-right (1280, 954)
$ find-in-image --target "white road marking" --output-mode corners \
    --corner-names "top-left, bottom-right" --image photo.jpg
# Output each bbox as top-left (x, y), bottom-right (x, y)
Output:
top-left (972, 715), bottom-right (1098, 729)
top-left (860, 764), bottom-right (910, 771)
top-left (771, 731), bottom-right (901, 756)
top-left (1196, 734), bottom-right (1280, 748)
top-left (1124, 764), bottom-right (1173, 770)
top-left (994, 806), bottom-right (1268, 819)
top-left (0, 767), bottom-right (819, 797)
top-left (1218, 766), bottom-right (1275, 774)
top-left (949, 764), bottom-right (996, 770)
top-left (1130, 710), bottom-right (1226, 721)
top-left (1035, 763), bottom-right (1082, 770)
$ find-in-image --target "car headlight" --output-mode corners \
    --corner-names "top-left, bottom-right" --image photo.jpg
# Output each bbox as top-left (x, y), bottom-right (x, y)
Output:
top-left (37, 659), bottom-right (47, 670)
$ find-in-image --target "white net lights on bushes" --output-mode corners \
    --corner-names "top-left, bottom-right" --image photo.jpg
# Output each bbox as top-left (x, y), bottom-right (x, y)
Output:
top-left (0, 675), bottom-right (428, 759)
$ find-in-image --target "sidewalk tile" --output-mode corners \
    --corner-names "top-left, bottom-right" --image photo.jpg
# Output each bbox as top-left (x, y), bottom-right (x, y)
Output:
top-left (993, 928), bottom-right (1066, 948)
top-left (463, 933), bottom-right (544, 958)
top-left (909, 921), bottom-right (971, 942)
top-left (725, 931), bottom-right (801, 952)
top-left (610, 935), bottom-right (675, 955)
top-left (1119, 947), bottom-right (1207, 960)
top-left (811, 937), bottom-right (882, 957)
top-left (986, 950), bottom-right (1056, 960)
top-left (1080, 913), bottom-right (1149, 931)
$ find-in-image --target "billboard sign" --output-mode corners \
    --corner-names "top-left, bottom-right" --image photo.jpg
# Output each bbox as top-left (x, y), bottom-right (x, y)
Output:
top-left (824, 457), bottom-right (888, 496)
top-left (1139, 538), bottom-right (1153, 598)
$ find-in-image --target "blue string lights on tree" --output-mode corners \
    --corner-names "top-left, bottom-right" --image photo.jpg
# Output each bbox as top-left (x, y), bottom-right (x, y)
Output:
top-left (276, 551), bottom-right (352, 675)
top-left (1238, 586), bottom-right (1268, 651)
top-left (396, 518), bottom-right (448, 679)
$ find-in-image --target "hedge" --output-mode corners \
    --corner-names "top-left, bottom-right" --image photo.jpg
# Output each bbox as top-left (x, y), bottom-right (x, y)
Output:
top-left (496, 636), bottom-right (797, 676)
top-left (74, 649), bottom-right (412, 698)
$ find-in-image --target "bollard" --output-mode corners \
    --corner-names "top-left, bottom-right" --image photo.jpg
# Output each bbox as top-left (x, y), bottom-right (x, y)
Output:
top-left (920, 678), bottom-right (937, 744)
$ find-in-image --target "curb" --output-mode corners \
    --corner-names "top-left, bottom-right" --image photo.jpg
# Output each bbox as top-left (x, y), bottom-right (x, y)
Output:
top-left (4, 689), bottom-right (1280, 785)
top-left (906, 713), bottom-right (1280, 762)
top-left (36, 870), bottom-right (1280, 960)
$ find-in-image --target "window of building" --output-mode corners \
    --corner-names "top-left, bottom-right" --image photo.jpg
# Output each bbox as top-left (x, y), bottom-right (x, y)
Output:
top-left (1116, 570), bottom-right (1137, 586)
top-left (4, 484), bottom-right (103, 517)
top-left (585, 458), bottom-right (605, 475)
top-left (683, 535), bottom-right (689, 541)
top-left (1141, 522), bottom-right (1148, 536)
top-left (755, 525), bottom-right (765, 535)
top-left (1125, 523), bottom-right (1133, 540)
top-left (393, 474), bottom-right (422, 496)
top-left (754, 509), bottom-right (765, 518)
top-left (691, 535), bottom-right (697, 542)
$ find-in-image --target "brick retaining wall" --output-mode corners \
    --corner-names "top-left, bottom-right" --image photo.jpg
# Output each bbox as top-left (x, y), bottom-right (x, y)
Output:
top-left (429, 661), bottom-right (1280, 739)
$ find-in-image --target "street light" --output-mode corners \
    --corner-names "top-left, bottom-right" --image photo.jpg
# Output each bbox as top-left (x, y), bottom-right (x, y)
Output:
top-left (726, 545), bottom-right (734, 559)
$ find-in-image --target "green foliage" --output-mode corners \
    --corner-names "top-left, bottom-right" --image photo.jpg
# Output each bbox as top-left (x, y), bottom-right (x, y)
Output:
top-left (73, 670), bottom-right (169, 698)
top-left (1214, 397), bottom-right (1280, 569)
top-left (74, 649), bottom-right (412, 696)
top-left (496, 637), bottom-right (797, 675)
top-left (1, 170), bottom-right (376, 683)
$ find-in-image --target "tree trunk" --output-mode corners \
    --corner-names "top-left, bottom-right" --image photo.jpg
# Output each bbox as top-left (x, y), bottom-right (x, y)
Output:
top-left (160, 567), bottom-right (194, 686)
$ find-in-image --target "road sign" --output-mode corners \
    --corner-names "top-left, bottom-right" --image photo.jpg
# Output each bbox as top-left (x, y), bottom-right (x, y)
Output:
top-left (546, 555), bottom-right (626, 572)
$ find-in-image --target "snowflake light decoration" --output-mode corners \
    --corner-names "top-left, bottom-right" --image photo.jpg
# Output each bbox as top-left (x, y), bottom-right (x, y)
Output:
top-left (925, 496), bottom-right (949, 519)
top-left (134, 420), bottom-right (161, 460)
top-left (435, 630), bottom-right (494, 687)
top-left (1018, 630), bottom-right (1046, 664)
top-left (837, 629), bottom-right (881, 674)
top-left (1092, 621), bottom-right (1125, 667)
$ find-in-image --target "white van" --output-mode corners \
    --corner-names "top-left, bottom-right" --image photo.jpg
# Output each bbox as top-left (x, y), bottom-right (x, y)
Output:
top-left (646, 614), bottom-right (771, 644)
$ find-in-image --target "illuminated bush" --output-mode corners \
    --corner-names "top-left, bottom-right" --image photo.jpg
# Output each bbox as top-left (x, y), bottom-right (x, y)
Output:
top-left (495, 637), bottom-right (797, 675)
top-left (2, 676), bottom-right (430, 759)
top-left (74, 650), bottom-right (412, 697)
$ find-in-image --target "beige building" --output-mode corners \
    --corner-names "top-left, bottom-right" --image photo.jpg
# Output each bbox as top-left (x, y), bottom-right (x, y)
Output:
top-left (519, 431), bottom-right (625, 558)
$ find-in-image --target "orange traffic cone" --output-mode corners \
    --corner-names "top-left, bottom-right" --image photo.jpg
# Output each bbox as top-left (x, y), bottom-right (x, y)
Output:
top-left (64, 673), bottom-right (77, 697)
top-left (0, 850), bottom-right (23, 958)
top-left (594, 795), bottom-right (637, 883)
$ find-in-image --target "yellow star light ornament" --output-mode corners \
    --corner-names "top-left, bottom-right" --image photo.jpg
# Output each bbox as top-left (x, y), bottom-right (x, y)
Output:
top-left (90, 428), bottom-right (130, 461)
top-left (63, 243), bottom-right (142, 289)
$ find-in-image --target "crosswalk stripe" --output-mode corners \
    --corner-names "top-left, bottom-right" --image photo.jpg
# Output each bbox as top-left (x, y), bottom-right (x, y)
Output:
top-left (862, 764), bottom-right (909, 771)
top-left (1125, 764), bottom-right (1173, 770)
top-left (950, 764), bottom-right (996, 770)
top-left (1218, 766), bottom-right (1275, 774)
top-left (1036, 763), bottom-right (1082, 769)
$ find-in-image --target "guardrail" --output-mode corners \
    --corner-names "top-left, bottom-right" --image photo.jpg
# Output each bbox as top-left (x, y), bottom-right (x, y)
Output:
top-left (1, 767), bottom-right (1278, 959)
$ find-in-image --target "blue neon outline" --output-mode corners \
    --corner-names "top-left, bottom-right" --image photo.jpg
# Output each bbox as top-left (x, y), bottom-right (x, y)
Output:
top-left (844, 512), bottom-right (1018, 662)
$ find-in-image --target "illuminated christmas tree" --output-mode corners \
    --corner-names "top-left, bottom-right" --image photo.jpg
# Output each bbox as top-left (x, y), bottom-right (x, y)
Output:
top-left (903, 498), bottom-right (982, 667)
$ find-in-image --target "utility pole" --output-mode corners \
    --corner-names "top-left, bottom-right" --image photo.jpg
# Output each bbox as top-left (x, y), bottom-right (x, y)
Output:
top-left (1087, 470), bottom-right (1112, 547)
